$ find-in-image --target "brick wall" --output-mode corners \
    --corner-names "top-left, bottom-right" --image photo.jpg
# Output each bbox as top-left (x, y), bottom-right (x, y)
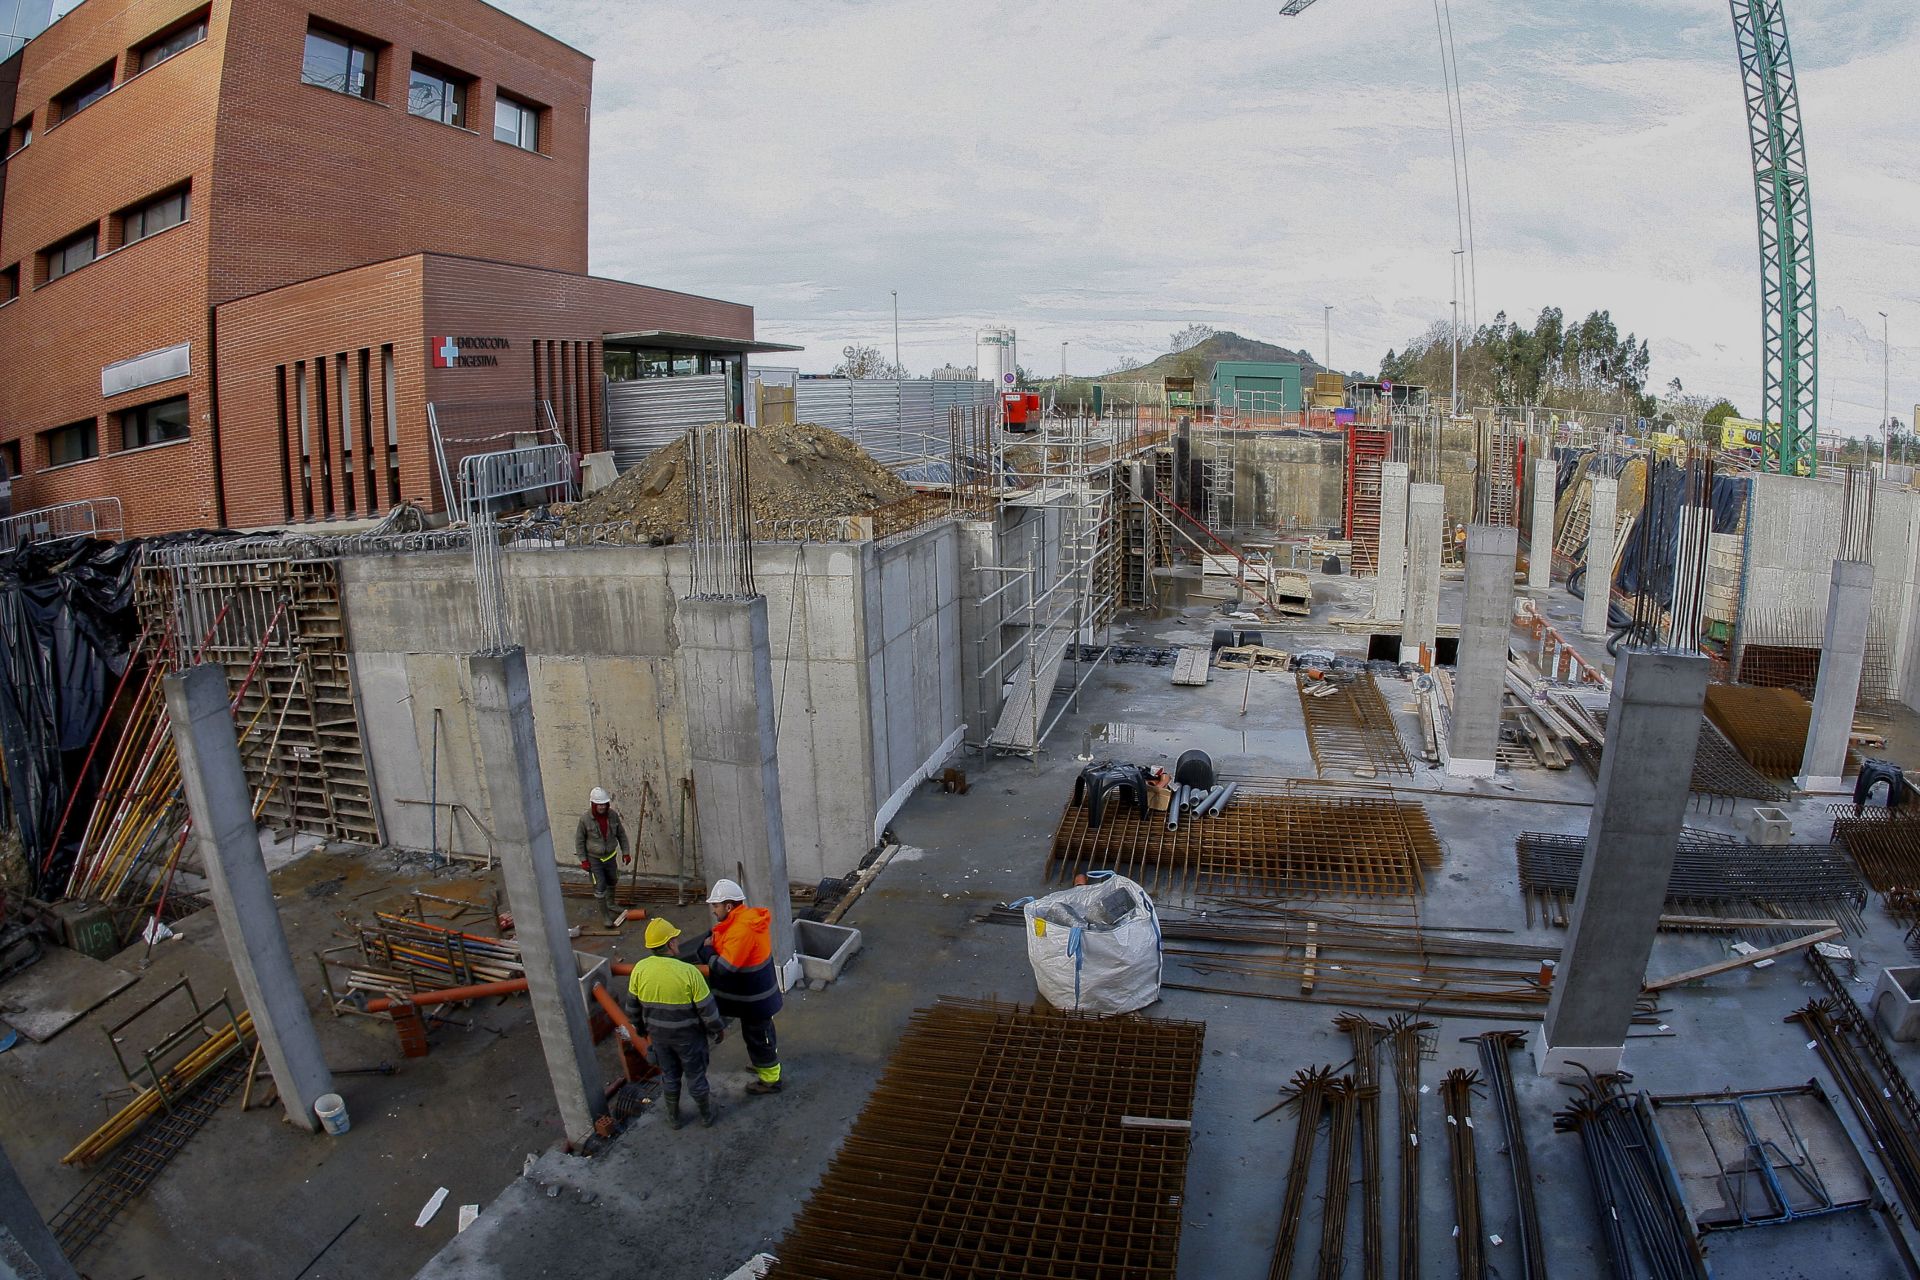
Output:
top-left (215, 253), bottom-right (757, 528)
top-left (208, 0), bottom-right (590, 307)
top-left (0, 0), bottom-right (227, 532)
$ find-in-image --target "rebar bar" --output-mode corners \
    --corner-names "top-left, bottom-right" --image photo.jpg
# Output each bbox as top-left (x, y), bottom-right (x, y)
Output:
top-left (1337, 1015), bottom-right (1389, 1280)
top-left (1469, 1030), bottom-right (1546, 1279)
top-left (685, 422), bottom-right (756, 600)
top-left (1553, 1072), bottom-right (1706, 1280)
top-left (768, 998), bottom-right (1204, 1279)
top-left (1702, 683), bottom-right (1812, 777)
top-left (1829, 806), bottom-right (1920, 899)
top-left (1316, 1077), bottom-right (1364, 1280)
top-left (1269, 1066), bottom-right (1334, 1280)
top-left (1385, 1016), bottom-right (1435, 1280)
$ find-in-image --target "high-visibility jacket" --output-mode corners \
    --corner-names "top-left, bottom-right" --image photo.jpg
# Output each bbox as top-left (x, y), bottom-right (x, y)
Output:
top-left (575, 809), bottom-right (628, 864)
top-left (626, 955), bottom-right (723, 1042)
top-left (696, 906), bottom-right (783, 1021)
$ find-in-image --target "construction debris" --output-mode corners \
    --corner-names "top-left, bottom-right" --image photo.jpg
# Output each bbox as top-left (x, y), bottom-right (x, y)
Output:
top-left (561, 422), bottom-right (911, 537)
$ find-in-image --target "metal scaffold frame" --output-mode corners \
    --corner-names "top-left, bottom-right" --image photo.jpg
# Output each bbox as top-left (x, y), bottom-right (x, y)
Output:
top-left (977, 414), bottom-right (1128, 758)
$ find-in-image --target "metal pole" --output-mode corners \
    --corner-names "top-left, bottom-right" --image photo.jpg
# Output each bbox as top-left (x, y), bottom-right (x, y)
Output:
top-left (1451, 249), bottom-right (1464, 417)
top-left (892, 290), bottom-right (901, 374)
top-left (1324, 304), bottom-right (1333, 370)
top-left (1061, 340), bottom-right (1070, 383)
top-left (1881, 310), bottom-right (1891, 470)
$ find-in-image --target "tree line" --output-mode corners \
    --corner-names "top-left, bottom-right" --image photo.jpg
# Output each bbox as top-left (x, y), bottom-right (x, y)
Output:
top-left (1381, 308), bottom-right (1657, 418)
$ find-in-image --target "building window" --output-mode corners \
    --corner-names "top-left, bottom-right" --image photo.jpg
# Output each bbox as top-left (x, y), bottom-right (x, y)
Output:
top-left (120, 396), bottom-right (190, 449)
top-left (43, 419), bottom-right (99, 467)
top-left (301, 27), bottom-right (377, 100)
top-left (137, 13), bottom-right (208, 71)
top-left (0, 441), bottom-right (19, 480)
top-left (42, 228), bottom-right (98, 283)
top-left (0, 266), bottom-right (17, 303)
top-left (55, 64), bottom-right (116, 121)
top-left (408, 59), bottom-right (469, 127)
top-left (121, 186), bottom-right (190, 246)
top-left (493, 93), bottom-right (540, 151)
top-left (6, 116), bottom-right (28, 153)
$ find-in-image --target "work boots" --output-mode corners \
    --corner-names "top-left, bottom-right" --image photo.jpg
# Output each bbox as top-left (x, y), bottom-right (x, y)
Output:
top-left (663, 1090), bottom-right (682, 1130)
top-left (697, 1096), bottom-right (718, 1128)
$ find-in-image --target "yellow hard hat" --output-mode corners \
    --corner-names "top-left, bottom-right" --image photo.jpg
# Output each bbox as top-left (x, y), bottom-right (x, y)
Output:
top-left (644, 918), bottom-right (682, 949)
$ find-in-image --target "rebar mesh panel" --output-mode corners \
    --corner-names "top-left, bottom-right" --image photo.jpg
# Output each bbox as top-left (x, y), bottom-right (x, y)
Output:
top-left (1296, 673), bottom-right (1413, 778)
top-left (769, 998), bottom-right (1205, 1279)
top-left (1048, 794), bottom-right (1441, 900)
top-left (1515, 830), bottom-right (1866, 931)
top-left (1580, 709), bottom-right (1790, 802)
top-left (1703, 683), bottom-right (1811, 777)
top-left (1829, 807), bottom-right (1920, 897)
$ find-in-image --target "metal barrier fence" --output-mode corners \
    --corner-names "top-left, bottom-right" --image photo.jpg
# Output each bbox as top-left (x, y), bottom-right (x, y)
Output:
top-left (794, 377), bottom-right (997, 471)
top-left (0, 497), bottom-right (124, 552)
top-left (604, 375), bottom-right (730, 469)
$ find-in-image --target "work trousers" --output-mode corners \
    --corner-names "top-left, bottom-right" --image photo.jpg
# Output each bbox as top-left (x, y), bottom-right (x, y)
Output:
top-left (651, 1032), bottom-right (712, 1101)
top-left (589, 857), bottom-right (619, 918)
top-left (739, 1016), bottom-right (780, 1084)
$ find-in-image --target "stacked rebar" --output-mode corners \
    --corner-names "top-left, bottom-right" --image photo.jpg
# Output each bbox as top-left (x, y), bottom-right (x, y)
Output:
top-left (686, 422), bottom-right (756, 599)
top-left (1337, 1014), bottom-right (1389, 1280)
top-left (1702, 683), bottom-right (1811, 777)
top-left (1794, 953), bottom-right (1920, 1227)
top-left (1385, 1016), bottom-right (1434, 1280)
top-left (1515, 829), bottom-right (1866, 930)
top-left (1268, 1067), bottom-right (1334, 1280)
top-left (1296, 673), bottom-right (1414, 779)
top-left (1441, 1068), bottom-right (1486, 1279)
top-left (1553, 1074), bottom-right (1706, 1280)
top-left (1828, 806), bottom-right (1920, 897)
top-left (1469, 1031), bottom-right (1546, 1279)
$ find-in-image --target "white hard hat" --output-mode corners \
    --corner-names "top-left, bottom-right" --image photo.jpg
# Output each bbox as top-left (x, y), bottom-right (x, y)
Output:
top-left (589, 787), bottom-right (611, 806)
top-left (706, 878), bottom-right (745, 905)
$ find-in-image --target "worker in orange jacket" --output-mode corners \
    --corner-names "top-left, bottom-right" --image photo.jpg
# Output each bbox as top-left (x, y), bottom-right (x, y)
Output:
top-left (689, 878), bottom-right (784, 1094)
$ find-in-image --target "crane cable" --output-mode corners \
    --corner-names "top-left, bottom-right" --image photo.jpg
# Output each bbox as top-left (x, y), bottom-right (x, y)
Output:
top-left (1431, 0), bottom-right (1479, 334)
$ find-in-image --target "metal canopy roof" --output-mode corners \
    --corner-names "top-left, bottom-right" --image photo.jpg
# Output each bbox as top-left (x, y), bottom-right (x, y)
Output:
top-left (602, 330), bottom-right (803, 354)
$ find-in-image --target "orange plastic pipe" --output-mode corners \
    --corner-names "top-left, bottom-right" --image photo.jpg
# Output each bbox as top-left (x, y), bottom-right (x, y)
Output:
top-left (363, 977), bottom-right (528, 1013)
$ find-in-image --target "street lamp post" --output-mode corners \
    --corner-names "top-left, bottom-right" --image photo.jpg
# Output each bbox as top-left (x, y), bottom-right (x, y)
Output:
top-left (891, 290), bottom-right (900, 375)
top-left (1324, 304), bottom-right (1333, 371)
top-left (1061, 340), bottom-right (1070, 382)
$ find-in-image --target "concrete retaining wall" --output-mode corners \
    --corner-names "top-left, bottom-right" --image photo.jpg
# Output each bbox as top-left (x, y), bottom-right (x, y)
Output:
top-left (340, 523), bottom-right (963, 884)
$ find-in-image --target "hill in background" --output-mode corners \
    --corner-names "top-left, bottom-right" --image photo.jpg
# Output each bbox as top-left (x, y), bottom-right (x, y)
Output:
top-left (1094, 331), bottom-right (1331, 385)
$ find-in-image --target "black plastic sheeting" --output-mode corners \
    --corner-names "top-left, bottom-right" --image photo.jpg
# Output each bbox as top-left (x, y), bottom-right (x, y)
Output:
top-left (0, 538), bottom-right (143, 897)
top-left (1616, 463), bottom-right (1747, 607)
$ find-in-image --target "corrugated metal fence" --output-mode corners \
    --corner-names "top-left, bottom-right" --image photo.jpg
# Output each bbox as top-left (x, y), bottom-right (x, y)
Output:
top-left (603, 375), bottom-right (997, 474)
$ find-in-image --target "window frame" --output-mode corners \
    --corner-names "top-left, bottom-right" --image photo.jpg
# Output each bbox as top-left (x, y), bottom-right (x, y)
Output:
top-left (0, 441), bottom-right (20, 481)
top-left (0, 265), bottom-right (17, 304)
top-left (121, 186), bottom-right (191, 246)
top-left (300, 26), bottom-right (379, 101)
top-left (5, 115), bottom-right (29, 155)
top-left (43, 228), bottom-right (99, 283)
top-left (407, 57), bottom-right (471, 128)
top-left (493, 92), bottom-right (541, 152)
top-left (54, 63), bottom-right (117, 122)
top-left (119, 396), bottom-right (191, 451)
top-left (43, 419), bottom-right (99, 468)
top-left (136, 12), bottom-right (209, 73)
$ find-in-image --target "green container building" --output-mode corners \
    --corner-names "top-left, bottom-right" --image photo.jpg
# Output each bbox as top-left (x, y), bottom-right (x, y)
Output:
top-left (1210, 361), bottom-right (1304, 413)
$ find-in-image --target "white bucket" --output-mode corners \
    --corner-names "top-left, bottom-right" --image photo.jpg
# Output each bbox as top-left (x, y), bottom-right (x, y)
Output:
top-left (315, 1093), bottom-right (350, 1136)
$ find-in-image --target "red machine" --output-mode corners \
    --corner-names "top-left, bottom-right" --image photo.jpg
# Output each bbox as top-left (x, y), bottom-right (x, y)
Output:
top-left (1002, 391), bottom-right (1041, 434)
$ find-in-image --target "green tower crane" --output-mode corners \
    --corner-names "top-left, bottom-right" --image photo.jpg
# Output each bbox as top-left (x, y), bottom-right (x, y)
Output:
top-left (1730, 0), bottom-right (1818, 475)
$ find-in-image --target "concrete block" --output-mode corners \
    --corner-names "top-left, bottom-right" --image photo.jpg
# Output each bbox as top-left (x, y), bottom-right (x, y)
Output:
top-left (1746, 805), bottom-right (1792, 846)
top-left (794, 920), bottom-right (862, 984)
top-left (1873, 966), bottom-right (1920, 1042)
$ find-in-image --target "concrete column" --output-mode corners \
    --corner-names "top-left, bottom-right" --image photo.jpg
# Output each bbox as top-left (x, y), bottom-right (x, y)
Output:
top-left (1582, 477), bottom-right (1618, 640)
top-left (1375, 462), bottom-right (1409, 622)
top-left (1401, 483), bottom-right (1445, 664)
top-left (1528, 458), bottom-right (1556, 591)
top-left (163, 664), bottom-right (333, 1133)
top-left (958, 518), bottom-right (1006, 745)
top-left (0, 1141), bottom-right (77, 1280)
top-left (470, 648), bottom-right (604, 1144)
top-left (1536, 649), bottom-right (1709, 1077)
top-left (674, 596), bottom-right (797, 970)
top-left (1446, 525), bottom-right (1516, 778)
top-left (1799, 559), bottom-right (1875, 791)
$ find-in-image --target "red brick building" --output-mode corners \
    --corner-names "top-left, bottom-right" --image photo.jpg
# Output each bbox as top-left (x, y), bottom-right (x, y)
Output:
top-left (0, 0), bottom-right (776, 534)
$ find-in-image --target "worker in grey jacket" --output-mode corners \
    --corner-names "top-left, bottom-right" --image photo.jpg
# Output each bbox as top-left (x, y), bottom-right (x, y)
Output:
top-left (575, 786), bottom-right (629, 926)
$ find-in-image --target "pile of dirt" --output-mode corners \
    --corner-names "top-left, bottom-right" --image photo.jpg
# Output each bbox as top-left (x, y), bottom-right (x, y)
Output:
top-left (562, 422), bottom-right (912, 537)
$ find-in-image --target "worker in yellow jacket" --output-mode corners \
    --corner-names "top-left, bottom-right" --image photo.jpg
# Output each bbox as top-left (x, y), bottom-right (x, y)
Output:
top-left (626, 917), bottom-right (725, 1128)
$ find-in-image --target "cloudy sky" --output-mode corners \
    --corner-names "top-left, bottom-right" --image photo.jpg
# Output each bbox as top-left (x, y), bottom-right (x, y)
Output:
top-left (46, 0), bottom-right (1913, 435)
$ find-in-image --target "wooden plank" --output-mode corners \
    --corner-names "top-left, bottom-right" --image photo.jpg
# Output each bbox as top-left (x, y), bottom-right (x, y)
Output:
top-left (1120, 1115), bottom-right (1193, 1132)
top-left (1301, 922), bottom-right (1318, 994)
top-left (1643, 925), bottom-right (1840, 992)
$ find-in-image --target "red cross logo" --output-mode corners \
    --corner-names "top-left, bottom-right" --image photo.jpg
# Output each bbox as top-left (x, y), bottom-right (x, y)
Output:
top-left (432, 336), bottom-right (460, 368)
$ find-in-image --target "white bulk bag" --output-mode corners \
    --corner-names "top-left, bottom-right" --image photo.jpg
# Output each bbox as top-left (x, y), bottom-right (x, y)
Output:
top-left (1019, 873), bottom-right (1163, 1015)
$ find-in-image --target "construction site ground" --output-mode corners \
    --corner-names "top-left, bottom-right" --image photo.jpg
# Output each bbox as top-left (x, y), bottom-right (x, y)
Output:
top-left (7, 571), bottom-right (1920, 1279)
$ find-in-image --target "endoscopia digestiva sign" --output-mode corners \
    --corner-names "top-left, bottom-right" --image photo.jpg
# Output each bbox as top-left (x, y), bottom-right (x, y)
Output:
top-left (431, 335), bottom-right (512, 368)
